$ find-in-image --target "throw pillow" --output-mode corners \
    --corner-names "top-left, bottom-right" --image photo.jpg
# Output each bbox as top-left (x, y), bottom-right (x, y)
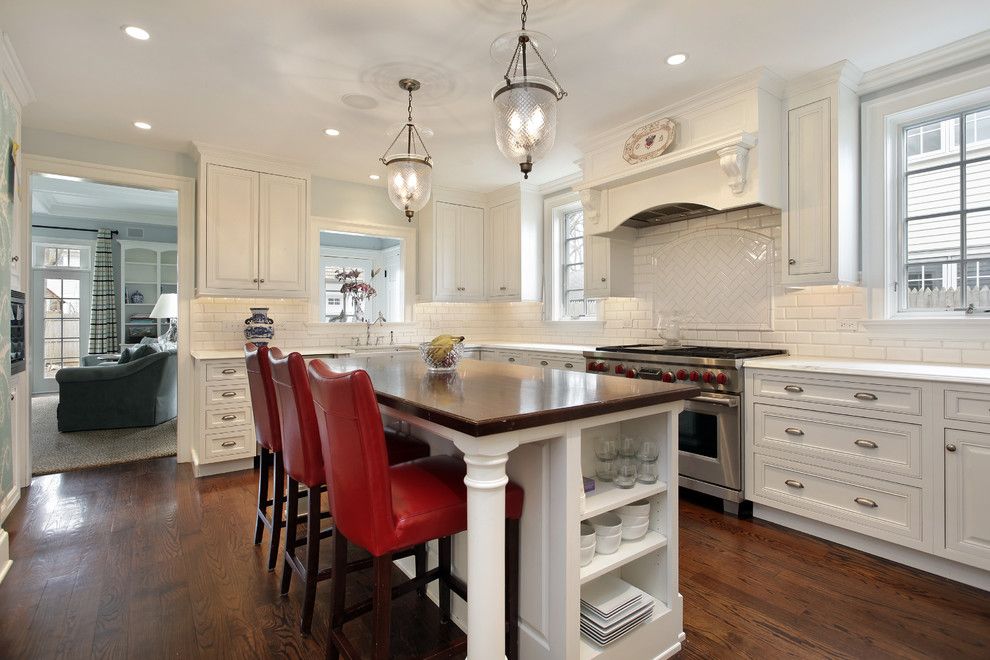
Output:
top-left (117, 347), bottom-right (134, 364)
top-left (129, 343), bottom-right (159, 362)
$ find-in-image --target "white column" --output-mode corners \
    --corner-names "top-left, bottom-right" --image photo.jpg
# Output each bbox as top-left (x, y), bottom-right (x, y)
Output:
top-left (454, 435), bottom-right (519, 660)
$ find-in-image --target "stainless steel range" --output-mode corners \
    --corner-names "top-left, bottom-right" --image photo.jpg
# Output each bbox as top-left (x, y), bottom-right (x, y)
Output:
top-left (583, 344), bottom-right (787, 515)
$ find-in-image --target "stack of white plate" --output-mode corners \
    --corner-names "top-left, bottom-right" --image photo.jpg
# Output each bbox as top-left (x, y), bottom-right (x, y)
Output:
top-left (580, 576), bottom-right (654, 647)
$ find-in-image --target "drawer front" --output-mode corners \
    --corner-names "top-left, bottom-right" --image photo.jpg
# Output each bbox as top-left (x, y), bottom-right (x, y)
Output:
top-left (203, 405), bottom-right (252, 432)
top-left (532, 355), bottom-right (580, 371)
top-left (206, 361), bottom-right (247, 381)
top-left (944, 389), bottom-right (990, 425)
top-left (753, 373), bottom-right (922, 416)
top-left (205, 383), bottom-right (249, 406)
top-left (205, 429), bottom-right (254, 459)
top-left (753, 404), bottom-right (921, 479)
top-left (498, 351), bottom-right (528, 365)
top-left (753, 455), bottom-right (922, 541)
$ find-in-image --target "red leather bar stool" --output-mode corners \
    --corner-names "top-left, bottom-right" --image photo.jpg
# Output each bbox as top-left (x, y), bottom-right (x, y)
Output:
top-left (308, 362), bottom-right (524, 660)
top-left (244, 342), bottom-right (285, 571)
top-left (268, 349), bottom-right (432, 633)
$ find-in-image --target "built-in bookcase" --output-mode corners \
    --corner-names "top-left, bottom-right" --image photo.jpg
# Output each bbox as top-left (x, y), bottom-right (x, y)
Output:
top-left (119, 241), bottom-right (177, 346)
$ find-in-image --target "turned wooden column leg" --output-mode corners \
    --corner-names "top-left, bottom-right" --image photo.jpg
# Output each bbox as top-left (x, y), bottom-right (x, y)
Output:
top-left (254, 446), bottom-right (270, 545)
top-left (438, 536), bottom-right (452, 623)
top-left (280, 478), bottom-right (299, 596)
top-left (268, 451), bottom-right (285, 572)
top-left (372, 553), bottom-right (393, 660)
top-left (300, 486), bottom-right (321, 634)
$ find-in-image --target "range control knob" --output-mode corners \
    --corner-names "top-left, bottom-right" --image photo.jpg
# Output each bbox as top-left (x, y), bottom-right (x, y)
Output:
top-left (615, 364), bottom-right (626, 375)
top-left (676, 369), bottom-right (688, 380)
top-left (702, 371), bottom-right (715, 384)
top-left (625, 369), bottom-right (637, 378)
top-left (716, 372), bottom-right (728, 385)
top-left (662, 371), bottom-right (675, 383)
top-left (689, 371), bottom-right (700, 381)
top-left (586, 361), bottom-right (597, 371)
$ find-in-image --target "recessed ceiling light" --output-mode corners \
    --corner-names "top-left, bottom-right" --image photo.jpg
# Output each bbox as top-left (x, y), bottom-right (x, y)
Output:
top-left (368, 174), bottom-right (380, 181)
top-left (666, 53), bottom-right (688, 66)
top-left (323, 128), bottom-right (340, 136)
top-left (133, 121), bottom-right (152, 130)
top-left (123, 26), bottom-right (150, 41)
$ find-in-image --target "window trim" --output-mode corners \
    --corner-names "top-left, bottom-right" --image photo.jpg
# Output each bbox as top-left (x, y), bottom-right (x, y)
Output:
top-left (862, 61), bottom-right (990, 333)
top-left (542, 192), bottom-right (601, 324)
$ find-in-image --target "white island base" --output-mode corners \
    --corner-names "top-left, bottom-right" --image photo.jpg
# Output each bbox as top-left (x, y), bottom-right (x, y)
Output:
top-left (387, 401), bottom-right (685, 660)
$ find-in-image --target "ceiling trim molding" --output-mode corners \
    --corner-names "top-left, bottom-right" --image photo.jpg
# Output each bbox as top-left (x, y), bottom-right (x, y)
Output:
top-left (0, 32), bottom-right (35, 108)
top-left (858, 29), bottom-right (990, 95)
top-left (538, 171), bottom-right (583, 196)
top-left (191, 141), bottom-right (311, 180)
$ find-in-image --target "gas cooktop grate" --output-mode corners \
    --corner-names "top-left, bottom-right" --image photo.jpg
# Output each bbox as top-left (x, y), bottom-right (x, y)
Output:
top-left (594, 345), bottom-right (786, 360)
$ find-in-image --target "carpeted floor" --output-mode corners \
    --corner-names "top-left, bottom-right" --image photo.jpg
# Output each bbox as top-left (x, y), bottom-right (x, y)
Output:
top-left (31, 394), bottom-right (177, 476)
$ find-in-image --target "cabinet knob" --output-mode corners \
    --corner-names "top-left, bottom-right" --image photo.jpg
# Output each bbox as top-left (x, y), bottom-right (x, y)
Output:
top-left (253, 278), bottom-right (259, 283)
top-left (564, 362), bottom-right (574, 368)
top-left (11, 255), bottom-right (18, 262)
top-left (259, 278), bottom-right (265, 283)
top-left (601, 276), bottom-right (607, 282)
top-left (9, 393), bottom-right (14, 401)
top-left (946, 444), bottom-right (957, 452)
top-left (499, 286), bottom-right (507, 291)
top-left (540, 360), bottom-right (549, 366)
top-left (788, 258), bottom-right (796, 265)
top-left (508, 357), bottom-right (516, 362)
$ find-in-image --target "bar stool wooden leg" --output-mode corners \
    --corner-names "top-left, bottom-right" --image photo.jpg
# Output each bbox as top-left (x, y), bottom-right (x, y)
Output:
top-left (268, 451), bottom-right (285, 571)
top-left (254, 447), bottom-right (271, 545)
top-left (281, 477), bottom-right (300, 596)
top-left (506, 518), bottom-right (521, 660)
top-left (326, 530), bottom-right (348, 660)
top-left (414, 543), bottom-right (428, 598)
top-left (372, 552), bottom-right (394, 660)
top-left (438, 536), bottom-right (452, 623)
top-left (300, 487), bottom-right (322, 634)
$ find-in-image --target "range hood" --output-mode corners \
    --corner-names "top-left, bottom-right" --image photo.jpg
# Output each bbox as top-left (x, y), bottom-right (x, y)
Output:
top-left (573, 69), bottom-right (784, 235)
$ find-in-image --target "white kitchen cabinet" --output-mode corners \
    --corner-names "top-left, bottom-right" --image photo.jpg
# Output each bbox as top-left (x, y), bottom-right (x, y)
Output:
top-left (484, 184), bottom-right (542, 302)
top-left (486, 200), bottom-right (521, 299)
top-left (434, 201), bottom-right (485, 301)
top-left (781, 63), bottom-right (861, 286)
top-left (583, 234), bottom-right (634, 299)
top-left (943, 428), bottom-right (990, 571)
top-left (195, 145), bottom-right (310, 298)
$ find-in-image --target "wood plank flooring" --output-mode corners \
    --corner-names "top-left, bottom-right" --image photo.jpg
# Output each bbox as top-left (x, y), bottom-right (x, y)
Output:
top-left (0, 457), bottom-right (987, 659)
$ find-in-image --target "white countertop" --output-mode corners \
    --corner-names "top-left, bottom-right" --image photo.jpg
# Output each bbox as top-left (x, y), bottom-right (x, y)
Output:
top-left (191, 341), bottom-right (593, 362)
top-left (191, 346), bottom-right (359, 361)
top-left (468, 341), bottom-right (594, 355)
top-left (743, 355), bottom-right (990, 385)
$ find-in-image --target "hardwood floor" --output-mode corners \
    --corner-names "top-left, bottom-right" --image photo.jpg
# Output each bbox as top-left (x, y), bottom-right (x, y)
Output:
top-left (0, 457), bottom-right (987, 659)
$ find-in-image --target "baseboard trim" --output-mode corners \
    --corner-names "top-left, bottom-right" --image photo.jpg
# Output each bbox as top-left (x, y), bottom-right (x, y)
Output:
top-left (0, 487), bottom-right (20, 524)
top-left (192, 457), bottom-right (254, 478)
top-left (0, 529), bottom-right (12, 586)
top-left (754, 504), bottom-right (990, 592)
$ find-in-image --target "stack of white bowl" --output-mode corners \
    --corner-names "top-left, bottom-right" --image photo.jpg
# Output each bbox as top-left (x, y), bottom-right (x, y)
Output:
top-left (580, 523), bottom-right (597, 566)
top-left (617, 500), bottom-right (651, 541)
top-left (589, 513), bottom-right (623, 555)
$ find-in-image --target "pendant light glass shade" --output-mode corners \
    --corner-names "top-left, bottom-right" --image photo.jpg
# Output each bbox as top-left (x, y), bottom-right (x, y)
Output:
top-left (493, 76), bottom-right (559, 176)
top-left (380, 79), bottom-right (432, 221)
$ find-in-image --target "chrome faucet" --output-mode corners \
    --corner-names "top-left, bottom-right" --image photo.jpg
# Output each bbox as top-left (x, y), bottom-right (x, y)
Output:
top-left (365, 311), bottom-right (386, 345)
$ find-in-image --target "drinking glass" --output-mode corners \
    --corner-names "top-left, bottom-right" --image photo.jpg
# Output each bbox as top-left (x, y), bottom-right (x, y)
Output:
top-left (637, 459), bottom-right (660, 484)
top-left (637, 440), bottom-right (660, 462)
top-left (619, 436), bottom-right (639, 458)
top-left (596, 438), bottom-right (618, 461)
top-left (614, 457), bottom-right (638, 488)
top-left (596, 458), bottom-right (615, 482)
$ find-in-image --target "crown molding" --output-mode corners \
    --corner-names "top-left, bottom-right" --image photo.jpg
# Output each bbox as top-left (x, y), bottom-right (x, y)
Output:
top-left (0, 32), bottom-right (35, 108)
top-left (538, 171), bottom-right (582, 195)
top-left (859, 29), bottom-right (990, 95)
top-left (190, 141), bottom-right (311, 180)
top-left (785, 60), bottom-right (864, 97)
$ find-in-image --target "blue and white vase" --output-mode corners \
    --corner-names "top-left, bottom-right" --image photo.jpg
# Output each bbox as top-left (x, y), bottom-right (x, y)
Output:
top-left (244, 307), bottom-right (275, 346)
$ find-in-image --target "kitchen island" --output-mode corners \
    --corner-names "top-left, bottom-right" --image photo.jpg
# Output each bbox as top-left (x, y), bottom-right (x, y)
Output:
top-left (318, 353), bottom-right (698, 660)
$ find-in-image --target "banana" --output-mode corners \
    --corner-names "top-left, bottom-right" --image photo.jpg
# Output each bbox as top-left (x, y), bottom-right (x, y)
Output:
top-left (426, 334), bottom-right (465, 363)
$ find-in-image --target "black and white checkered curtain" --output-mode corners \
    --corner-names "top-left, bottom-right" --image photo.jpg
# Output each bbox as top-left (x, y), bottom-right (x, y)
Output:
top-left (88, 228), bottom-right (118, 354)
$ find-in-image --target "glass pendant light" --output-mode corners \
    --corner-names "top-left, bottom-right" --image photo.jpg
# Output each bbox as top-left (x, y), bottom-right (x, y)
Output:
top-left (492, 0), bottom-right (567, 179)
top-left (380, 79), bottom-right (433, 221)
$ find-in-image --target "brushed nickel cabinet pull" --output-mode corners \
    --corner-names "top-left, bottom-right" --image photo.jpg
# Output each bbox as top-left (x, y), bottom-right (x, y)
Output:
top-left (253, 278), bottom-right (259, 283)
top-left (499, 286), bottom-right (507, 291)
top-left (221, 368), bottom-right (237, 374)
top-left (784, 385), bottom-right (804, 393)
top-left (946, 444), bottom-right (957, 452)
top-left (784, 479), bottom-right (804, 489)
top-left (221, 391), bottom-right (237, 398)
top-left (507, 357), bottom-right (516, 362)
top-left (784, 427), bottom-right (804, 436)
top-left (220, 440), bottom-right (237, 448)
top-left (788, 258), bottom-right (796, 265)
top-left (854, 439), bottom-right (879, 449)
top-left (540, 360), bottom-right (549, 366)
top-left (259, 278), bottom-right (265, 283)
top-left (853, 392), bottom-right (878, 401)
top-left (221, 414), bottom-right (237, 421)
top-left (854, 497), bottom-right (878, 508)
top-left (564, 362), bottom-right (574, 368)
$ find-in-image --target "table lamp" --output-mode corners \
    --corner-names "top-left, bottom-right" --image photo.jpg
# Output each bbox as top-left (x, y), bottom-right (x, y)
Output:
top-left (150, 292), bottom-right (178, 347)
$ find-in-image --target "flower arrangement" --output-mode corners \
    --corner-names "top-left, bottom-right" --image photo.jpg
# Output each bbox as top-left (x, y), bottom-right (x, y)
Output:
top-left (332, 267), bottom-right (377, 322)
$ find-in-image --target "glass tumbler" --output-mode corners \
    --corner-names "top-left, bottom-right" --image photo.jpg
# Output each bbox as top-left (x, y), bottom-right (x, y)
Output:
top-left (637, 459), bottom-right (660, 484)
top-left (596, 438), bottom-right (618, 461)
top-left (596, 458), bottom-right (615, 482)
top-left (637, 440), bottom-right (660, 463)
top-left (619, 436), bottom-right (639, 458)
top-left (614, 457), bottom-right (638, 488)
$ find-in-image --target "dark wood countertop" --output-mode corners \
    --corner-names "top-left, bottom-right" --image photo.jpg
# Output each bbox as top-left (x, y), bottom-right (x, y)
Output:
top-left (315, 354), bottom-right (699, 437)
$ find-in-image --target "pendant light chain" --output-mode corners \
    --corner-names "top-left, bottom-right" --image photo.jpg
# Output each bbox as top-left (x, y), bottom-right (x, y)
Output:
top-left (520, 0), bottom-right (528, 30)
top-left (407, 88), bottom-right (414, 123)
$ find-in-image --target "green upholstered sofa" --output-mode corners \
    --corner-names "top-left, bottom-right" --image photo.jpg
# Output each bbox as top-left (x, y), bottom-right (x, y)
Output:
top-left (55, 347), bottom-right (178, 432)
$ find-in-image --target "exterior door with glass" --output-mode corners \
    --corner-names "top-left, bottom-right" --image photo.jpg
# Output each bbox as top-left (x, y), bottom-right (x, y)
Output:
top-left (31, 267), bottom-right (92, 394)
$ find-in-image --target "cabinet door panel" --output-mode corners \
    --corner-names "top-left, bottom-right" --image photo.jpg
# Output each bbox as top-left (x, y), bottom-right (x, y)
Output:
top-left (434, 202), bottom-right (460, 299)
top-left (583, 235), bottom-right (609, 298)
top-left (786, 98), bottom-right (832, 277)
top-left (502, 201), bottom-right (521, 297)
top-left (486, 204), bottom-right (504, 298)
top-left (457, 205), bottom-right (486, 299)
top-left (205, 165), bottom-right (259, 290)
top-left (258, 173), bottom-right (307, 293)
top-left (945, 428), bottom-right (990, 569)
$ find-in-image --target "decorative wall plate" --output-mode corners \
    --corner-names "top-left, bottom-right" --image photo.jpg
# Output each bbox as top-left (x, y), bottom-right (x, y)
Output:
top-left (622, 118), bottom-right (675, 164)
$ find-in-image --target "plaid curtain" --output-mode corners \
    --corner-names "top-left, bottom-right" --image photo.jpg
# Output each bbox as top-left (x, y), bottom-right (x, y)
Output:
top-left (88, 228), bottom-right (118, 353)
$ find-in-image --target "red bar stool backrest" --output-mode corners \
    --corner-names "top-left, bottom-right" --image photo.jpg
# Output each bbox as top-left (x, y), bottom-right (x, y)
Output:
top-left (308, 361), bottom-right (396, 557)
top-left (244, 342), bottom-right (281, 453)
top-left (268, 348), bottom-right (325, 488)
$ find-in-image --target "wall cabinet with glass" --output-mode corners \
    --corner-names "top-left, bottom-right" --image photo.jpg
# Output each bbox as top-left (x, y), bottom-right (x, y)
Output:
top-left (194, 145), bottom-right (310, 298)
top-left (119, 240), bottom-right (177, 345)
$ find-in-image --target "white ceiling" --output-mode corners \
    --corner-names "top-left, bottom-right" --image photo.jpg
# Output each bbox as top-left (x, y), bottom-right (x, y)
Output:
top-left (31, 175), bottom-right (178, 225)
top-left (4, 1), bottom-right (990, 192)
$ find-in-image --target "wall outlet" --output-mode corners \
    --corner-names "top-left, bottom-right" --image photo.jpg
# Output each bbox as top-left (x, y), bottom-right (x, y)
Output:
top-left (838, 319), bottom-right (858, 331)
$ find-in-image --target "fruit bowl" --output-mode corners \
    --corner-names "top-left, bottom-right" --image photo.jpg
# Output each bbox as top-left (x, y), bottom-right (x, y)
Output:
top-left (419, 340), bottom-right (464, 372)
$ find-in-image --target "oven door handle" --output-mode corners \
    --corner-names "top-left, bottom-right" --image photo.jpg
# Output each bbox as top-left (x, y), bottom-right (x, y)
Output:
top-left (690, 395), bottom-right (739, 408)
